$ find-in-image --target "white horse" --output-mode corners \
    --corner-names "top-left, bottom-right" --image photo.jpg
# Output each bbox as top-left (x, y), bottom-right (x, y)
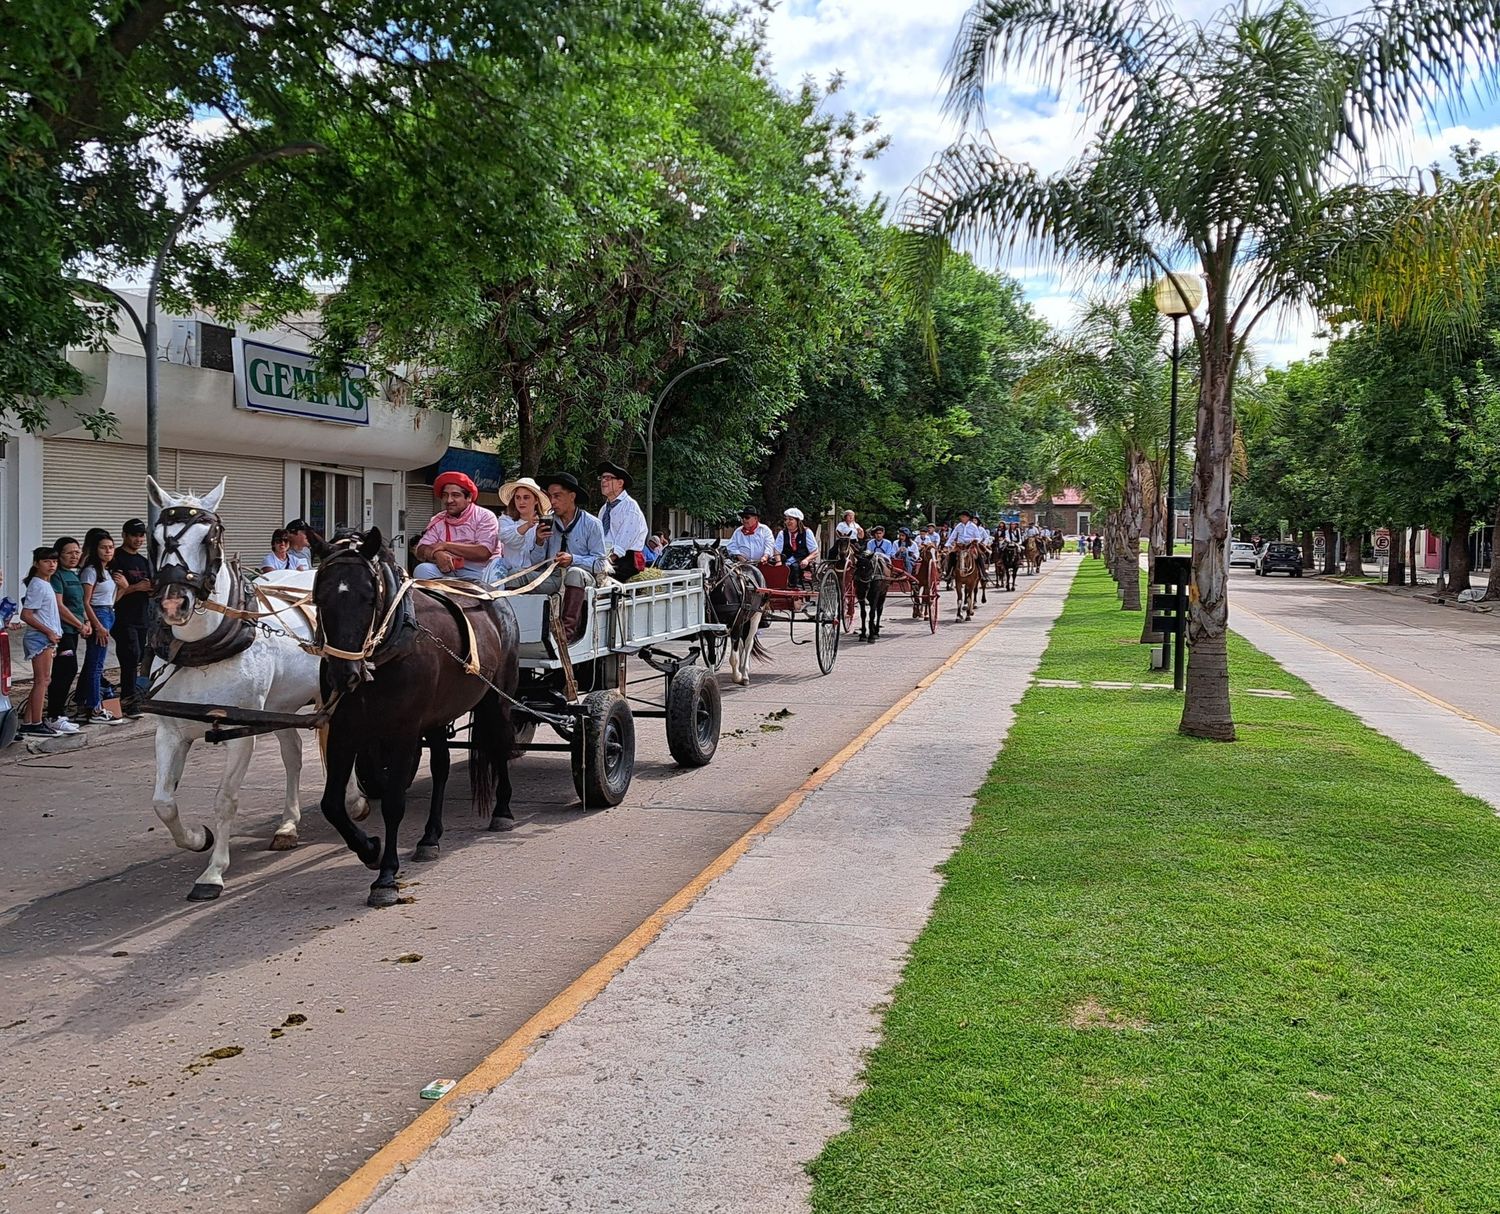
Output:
top-left (146, 477), bottom-right (365, 901)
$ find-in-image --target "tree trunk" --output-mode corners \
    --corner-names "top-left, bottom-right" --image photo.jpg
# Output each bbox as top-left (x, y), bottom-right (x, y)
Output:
top-left (1180, 345), bottom-right (1236, 741)
top-left (515, 377), bottom-right (538, 472)
top-left (1483, 524), bottom-right (1500, 594)
top-left (1408, 527), bottom-right (1419, 586)
top-left (1447, 507), bottom-right (1473, 594)
top-left (1387, 525), bottom-right (1403, 585)
top-left (1320, 525), bottom-right (1337, 575)
top-left (1344, 529), bottom-right (1365, 576)
top-left (1300, 530), bottom-right (1315, 570)
top-left (1119, 450), bottom-right (1145, 611)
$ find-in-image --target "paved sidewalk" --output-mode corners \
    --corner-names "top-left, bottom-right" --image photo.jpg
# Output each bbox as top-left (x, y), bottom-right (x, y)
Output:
top-left (1231, 607), bottom-right (1500, 812)
top-left (360, 559), bottom-right (1080, 1214)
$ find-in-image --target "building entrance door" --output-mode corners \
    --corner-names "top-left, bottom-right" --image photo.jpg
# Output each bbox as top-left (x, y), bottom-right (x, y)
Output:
top-left (364, 470), bottom-right (405, 563)
top-left (302, 468), bottom-right (361, 539)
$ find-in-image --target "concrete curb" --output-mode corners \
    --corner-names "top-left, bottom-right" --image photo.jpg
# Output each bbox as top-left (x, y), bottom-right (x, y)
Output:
top-left (341, 558), bottom-right (1080, 1214)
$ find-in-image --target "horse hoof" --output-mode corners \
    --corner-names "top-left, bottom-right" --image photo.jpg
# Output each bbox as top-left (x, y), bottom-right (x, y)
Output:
top-left (194, 826), bottom-right (215, 854)
top-left (367, 885), bottom-right (399, 908)
top-left (487, 814), bottom-right (516, 832)
top-left (186, 883), bottom-right (222, 902)
top-left (268, 830), bottom-right (298, 852)
top-left (350, 798), bottom-right (372, 823)
top-left (412, 844), bottom-right (440, 862)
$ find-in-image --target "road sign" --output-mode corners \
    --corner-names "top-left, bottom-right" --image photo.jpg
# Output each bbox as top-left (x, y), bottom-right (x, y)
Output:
top-left (1374, 532), bottom-right (1391, 553)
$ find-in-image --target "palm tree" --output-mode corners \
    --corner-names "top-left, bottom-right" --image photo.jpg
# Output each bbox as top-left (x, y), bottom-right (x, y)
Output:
top-left (902, 0), bottom-right (1500, 740)
top-left (1021, 289), bottom-right (1172, 610)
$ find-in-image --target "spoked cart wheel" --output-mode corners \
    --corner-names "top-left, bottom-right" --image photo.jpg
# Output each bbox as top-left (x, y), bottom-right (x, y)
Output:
top-left (840, 562), bottom-right (857, 634)
top-left (815, 569), bottom-right (842, 675)
top-left (926, 580), bottom-right (940, 634)
top-left (571, 690), bottom-right (636, 808)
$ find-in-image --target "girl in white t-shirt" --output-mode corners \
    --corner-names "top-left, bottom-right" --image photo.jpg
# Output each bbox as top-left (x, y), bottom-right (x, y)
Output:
top-left (19, 547), bottom-right (62, 735)
top-left (78, 532), bottom-right (122, 724)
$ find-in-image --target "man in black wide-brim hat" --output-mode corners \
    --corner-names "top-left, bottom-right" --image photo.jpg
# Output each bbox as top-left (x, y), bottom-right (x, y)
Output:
top-left (595, 460), bottom-right (649, 582)
top-left (513, 472), bottom-right (608, 643)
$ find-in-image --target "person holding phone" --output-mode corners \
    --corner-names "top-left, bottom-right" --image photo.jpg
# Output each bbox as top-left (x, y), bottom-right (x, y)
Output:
top-left (517, 472), bottom-right (606, 642)
top-left (413, 471), bottom-right (500, 583)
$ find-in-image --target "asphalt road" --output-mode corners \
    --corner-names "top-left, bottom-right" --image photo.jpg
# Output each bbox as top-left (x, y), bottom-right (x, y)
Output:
top-left (0, 567), bottom-right (1057, 1214)
top-left (1229, 567), bottom-right (1500, 731)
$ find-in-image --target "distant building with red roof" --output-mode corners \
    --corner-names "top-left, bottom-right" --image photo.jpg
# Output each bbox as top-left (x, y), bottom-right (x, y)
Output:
top-left (1008, 485), bottom-right (1093, 534)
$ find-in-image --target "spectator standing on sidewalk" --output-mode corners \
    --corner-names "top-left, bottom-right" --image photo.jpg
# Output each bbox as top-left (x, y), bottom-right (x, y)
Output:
top-left (19, 547), bottom-right (62, 737)
top-left (78, 530), bottom-right (122, 725)
top-left (110, 518), bottom-right (154, 718)
top-left (46, 536), bottom-right (89, 734)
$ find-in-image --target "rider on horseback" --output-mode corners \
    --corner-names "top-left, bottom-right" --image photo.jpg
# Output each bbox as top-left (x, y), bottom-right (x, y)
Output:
top-left (945, 508), bottom-right (984, 580)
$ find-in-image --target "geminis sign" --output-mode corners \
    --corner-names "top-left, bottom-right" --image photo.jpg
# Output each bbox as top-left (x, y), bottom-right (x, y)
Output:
top-left (233, 338), bottom-right (370, 426)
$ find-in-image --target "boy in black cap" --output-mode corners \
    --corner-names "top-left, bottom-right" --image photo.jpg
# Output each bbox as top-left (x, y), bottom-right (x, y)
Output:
top-left (109, 518), bottom-right (154, 717)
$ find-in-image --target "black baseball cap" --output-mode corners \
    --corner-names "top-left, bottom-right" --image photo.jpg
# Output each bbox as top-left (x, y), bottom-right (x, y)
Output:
top-left (122, 517), bottom-right (147, 535)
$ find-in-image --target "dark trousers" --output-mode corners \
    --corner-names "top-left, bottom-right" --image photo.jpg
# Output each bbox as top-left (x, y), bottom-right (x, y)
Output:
top-left (114, 620), bottom-right (151, 709)
top-left (608, 551), bottom-right (642, 581)
top-left (47, 638), bottom-right (80, 719)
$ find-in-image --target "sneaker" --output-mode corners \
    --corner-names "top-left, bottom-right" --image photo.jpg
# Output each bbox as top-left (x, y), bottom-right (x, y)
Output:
top-left (87, 709), bottom-right (123, 726)
top-left (45, 716), bottom-right (81, 735)
top-left (20, 722), bottom-right (59, 737)
top-left (122, 702), bottom-right (144, 720)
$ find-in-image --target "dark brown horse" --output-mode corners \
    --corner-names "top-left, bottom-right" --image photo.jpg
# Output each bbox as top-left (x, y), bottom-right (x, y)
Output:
top-left (993, 538), bottom-right (1020, 591)
top-left (313, 529), bottom-right (521, 906)
top-left (853, 550), bottom-right (890, 642)
top-left (953, 543), bottom-right (983, 621)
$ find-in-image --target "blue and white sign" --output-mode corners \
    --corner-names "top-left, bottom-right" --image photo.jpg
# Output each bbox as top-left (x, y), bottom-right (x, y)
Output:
top-left (233, 338), bottom-right (370, 426)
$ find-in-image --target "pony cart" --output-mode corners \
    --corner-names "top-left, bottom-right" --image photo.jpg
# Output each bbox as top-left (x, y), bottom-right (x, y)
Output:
top-left (884, 549), bottom-right (941, 633)
top-left (755, 561), bottom-right (842, 674)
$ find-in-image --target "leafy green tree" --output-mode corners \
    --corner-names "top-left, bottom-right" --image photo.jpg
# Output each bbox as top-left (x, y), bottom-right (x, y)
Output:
top-left (900, 0), bottom-right (1500, 739)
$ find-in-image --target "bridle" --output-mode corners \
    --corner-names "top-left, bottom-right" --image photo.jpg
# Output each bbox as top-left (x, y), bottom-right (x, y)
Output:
top-left (312, 543), bottom-right (414, 667)
top-left (152, 504), bottom-right (226, 603)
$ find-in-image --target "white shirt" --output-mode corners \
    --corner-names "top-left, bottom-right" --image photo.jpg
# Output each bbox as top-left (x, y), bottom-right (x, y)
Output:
top-left (287, 546), bottom-right (312, 571)
top-left (725, 523), bottom-right (775, 562)
top-left (950, 521), bottom-right (985, 544)
top-left (496, 515), bottom-right (542, 570)
top-left (81, 564), bottom-right (117, 608)
top-left (835, 520), bottom-right (862, 539)
top-left (599, 490), bottom-right (649, 556)
top-left (22, 575), bottom-right (61, 637)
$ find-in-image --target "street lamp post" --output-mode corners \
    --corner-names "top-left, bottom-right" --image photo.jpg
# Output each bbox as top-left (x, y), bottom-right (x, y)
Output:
top-left (644, 357), bottom-right (728, 530)
top-left (1152, 272), bottom-right (1204, 555)
top-left (139, 143), bottom-right (323, 524)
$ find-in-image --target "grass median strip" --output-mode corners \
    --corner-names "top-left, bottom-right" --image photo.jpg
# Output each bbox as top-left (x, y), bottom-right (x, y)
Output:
top-left (810, 558), bottom-right (1500, 1213)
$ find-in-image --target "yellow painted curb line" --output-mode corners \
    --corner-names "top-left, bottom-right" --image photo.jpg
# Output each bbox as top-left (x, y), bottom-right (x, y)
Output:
top-left (1233, 603), bottom-right (1500, 739)
top-left (309, 564), bottom-right (1065, 1214)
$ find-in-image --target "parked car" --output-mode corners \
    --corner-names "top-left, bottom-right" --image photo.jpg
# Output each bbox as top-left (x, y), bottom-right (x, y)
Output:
top-left (1229, 541), bottom-right (1258, 568)
top-left (1256, 541), bottom-right (1302, 577)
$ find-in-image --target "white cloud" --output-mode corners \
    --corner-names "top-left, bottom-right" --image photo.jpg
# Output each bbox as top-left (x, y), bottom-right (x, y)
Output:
top-left (761, 0), bottom-right (1500, 367)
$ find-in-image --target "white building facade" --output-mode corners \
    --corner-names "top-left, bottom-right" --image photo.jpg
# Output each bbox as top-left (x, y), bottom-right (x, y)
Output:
top-left (0, 295), bottom-right (451, 583)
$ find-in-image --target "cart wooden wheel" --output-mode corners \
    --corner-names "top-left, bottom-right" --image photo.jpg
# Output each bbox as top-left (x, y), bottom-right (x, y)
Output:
top-left (926, 582), bottom-right (940, 634)
top-left (840, 561), bottom-right (857, 634)
top-left (815, 569), bottom-right (841, 675)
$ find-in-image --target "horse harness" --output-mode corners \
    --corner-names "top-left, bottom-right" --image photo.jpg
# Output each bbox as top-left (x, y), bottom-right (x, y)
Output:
top-left (150, 504), bottom-right (260, 668)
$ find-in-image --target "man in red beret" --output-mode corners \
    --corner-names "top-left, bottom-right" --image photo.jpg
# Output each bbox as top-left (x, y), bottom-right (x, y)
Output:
top-left (413, 471), bottom-right (500, 582)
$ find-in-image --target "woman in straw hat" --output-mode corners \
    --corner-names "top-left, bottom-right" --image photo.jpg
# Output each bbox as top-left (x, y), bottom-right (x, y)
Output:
top-left (490, 476), bottom-right (546, 578)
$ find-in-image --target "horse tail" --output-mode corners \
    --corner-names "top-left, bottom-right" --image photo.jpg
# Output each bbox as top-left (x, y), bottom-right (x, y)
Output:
top-left (468, 691), bottom-right (504, 818)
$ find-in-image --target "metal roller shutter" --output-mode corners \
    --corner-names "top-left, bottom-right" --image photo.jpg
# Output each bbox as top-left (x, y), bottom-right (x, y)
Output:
top-left (176, 449), bottom-right (285, 563)
top-left (43, 439), bottom-right (285, 563)
top-left (41, 440), bottom-right (152, 545)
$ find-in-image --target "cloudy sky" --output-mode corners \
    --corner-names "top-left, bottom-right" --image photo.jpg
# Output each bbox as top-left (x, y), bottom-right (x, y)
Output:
top-left (756, 0), bottom-right (1500, 366)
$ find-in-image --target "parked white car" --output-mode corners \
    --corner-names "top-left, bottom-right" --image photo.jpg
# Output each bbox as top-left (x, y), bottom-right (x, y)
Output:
top-left (1229, 541), bottom-right (1258, 568)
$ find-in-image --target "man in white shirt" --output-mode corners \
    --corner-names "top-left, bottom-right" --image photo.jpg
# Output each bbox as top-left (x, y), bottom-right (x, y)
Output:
top-left (834, 510), bottom-right (864, 545)
top-left (725, 507), bottom-right (775, 563)
top-left (596, 461), bottom-right (649, 581)
top-left (947, 509), bottom-right (985, 579)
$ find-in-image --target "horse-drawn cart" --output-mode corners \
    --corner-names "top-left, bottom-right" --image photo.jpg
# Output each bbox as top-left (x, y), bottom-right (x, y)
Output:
top-left (505, 570), bottom-right (727, 807)
top-left (885, 549), bottom-right (942, 633)
top-left (755, 562), bottom-right (842, 674)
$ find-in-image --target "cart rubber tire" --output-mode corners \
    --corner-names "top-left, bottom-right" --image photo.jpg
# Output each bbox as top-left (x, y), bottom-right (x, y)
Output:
top-left (665, 665), bottom-right (721, 768)
top-left (571, 690), bottom-right (635, 808)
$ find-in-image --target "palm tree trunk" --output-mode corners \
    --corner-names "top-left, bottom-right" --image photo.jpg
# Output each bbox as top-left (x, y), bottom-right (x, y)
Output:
top-left (1119, 451), bottom-right (1145, 611)
top-left (1180, 349), bottom-right (1235, 741)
